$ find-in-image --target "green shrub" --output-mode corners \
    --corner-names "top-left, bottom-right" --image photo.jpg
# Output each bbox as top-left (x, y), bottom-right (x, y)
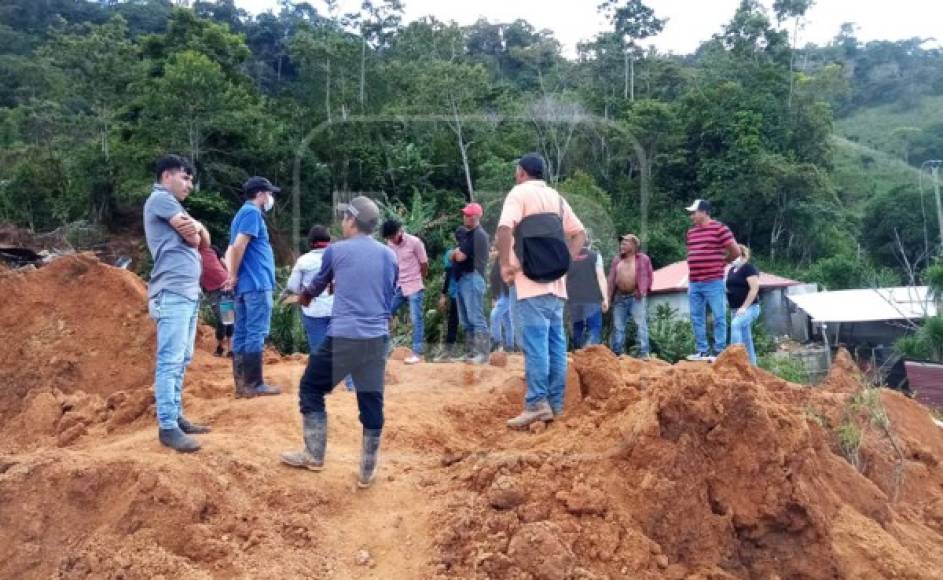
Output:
top-left (268, 266), bottom-right (309, 354)
top-left (648, 303), bottom-right (695, 363)
top-left (758, 354), bottom-right (808, 383)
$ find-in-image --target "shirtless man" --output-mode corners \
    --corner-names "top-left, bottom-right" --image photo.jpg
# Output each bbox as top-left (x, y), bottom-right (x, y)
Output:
top-left (606, 234), bottom-right (653, 357)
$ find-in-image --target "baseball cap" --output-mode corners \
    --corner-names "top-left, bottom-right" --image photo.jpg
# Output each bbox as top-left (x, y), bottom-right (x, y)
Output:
top-left (461, 202), bottom-right (483, 217)
top-left (335, 196), bottom-right (380, 224)
top-left (685, 199), bottom-right (712, 213)
top-left (243, 176), bottom-right (281, 195)
top-left (517, 152), bottom-right (545, 179)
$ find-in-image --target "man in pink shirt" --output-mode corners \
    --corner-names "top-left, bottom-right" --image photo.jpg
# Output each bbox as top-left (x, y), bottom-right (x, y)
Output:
top-left (382, 219), bottom-right (429, 364)
top-left (496, 153), bottom-right (586, 428)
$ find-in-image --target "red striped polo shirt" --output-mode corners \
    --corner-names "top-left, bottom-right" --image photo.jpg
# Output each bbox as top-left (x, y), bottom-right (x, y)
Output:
top-left (686, 220), bottom-right (736, 283)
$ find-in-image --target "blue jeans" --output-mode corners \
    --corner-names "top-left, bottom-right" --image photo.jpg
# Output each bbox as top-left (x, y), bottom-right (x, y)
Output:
top-left (390, 288), bottom-right (425, 354)
top-left (302, 315), bottom-right (330, 354)
top-left (233, 290), bottom-right (273, 354)
top-left (508, 285), bottom-right (521, 348)
top-left (689, 279), bottom-right (727, 355)
top-left (516, 294), bottom-right (567, 413)
top-left (569, 302), bottom-right (602, 348)
top-left (490, 293), bottom-right (514, 349)
top-left (456, 273), bottom-right (487, 334)
top-left (302, 315), bottom-right (355, 390)
top-left (610, 294), bottom-right (649, 356)
top-left (148, 291), bottom-right (199, 430)
top-left (730, 304), bottom-right (762, 364)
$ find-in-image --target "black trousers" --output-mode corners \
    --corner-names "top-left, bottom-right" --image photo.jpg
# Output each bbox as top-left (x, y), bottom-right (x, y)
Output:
top-left (446, 297), bottom-right (459, 345)
top-left (298, 335), bottom-right (388, 430)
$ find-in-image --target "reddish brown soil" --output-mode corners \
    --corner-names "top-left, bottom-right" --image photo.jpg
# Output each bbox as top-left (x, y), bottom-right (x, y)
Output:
top-left (431, 346), bottom-right (943, 579)
top-left (2, 256), bottom-right (943, 579)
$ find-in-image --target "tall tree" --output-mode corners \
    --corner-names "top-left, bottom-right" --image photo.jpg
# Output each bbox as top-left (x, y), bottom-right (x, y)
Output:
top-left (597, 0), bottom-right (664, 101)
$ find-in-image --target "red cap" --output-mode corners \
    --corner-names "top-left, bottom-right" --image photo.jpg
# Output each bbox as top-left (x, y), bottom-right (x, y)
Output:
top-left (461, 202), bottom-right (483, 217)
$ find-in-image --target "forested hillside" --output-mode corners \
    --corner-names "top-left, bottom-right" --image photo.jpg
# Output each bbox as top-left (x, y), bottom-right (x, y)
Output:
top-left (1, 0), bottom-right (941, 288)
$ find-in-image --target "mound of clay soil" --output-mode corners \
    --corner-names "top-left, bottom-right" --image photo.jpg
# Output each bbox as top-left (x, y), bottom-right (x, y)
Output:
top-left (431, 346), bottom-right (943, 579)
top-left (0, 254), bottom-right (212, 452)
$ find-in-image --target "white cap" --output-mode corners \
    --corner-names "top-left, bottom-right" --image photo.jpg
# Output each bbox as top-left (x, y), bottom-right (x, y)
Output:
top-left (685, 199), bottom-right (711, 213)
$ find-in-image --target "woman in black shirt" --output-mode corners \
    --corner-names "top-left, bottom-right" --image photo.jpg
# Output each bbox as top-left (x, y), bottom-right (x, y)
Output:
top-left (726, 244), bottom-right (761, 364)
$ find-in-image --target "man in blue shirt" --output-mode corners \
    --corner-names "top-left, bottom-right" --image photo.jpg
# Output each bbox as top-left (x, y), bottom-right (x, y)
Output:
top-left (280, 196), bottom-right (398, 489)
top-left (143, 154), bottom-right (212, 453)
top-left (224, 176), bottom-right (282, 398)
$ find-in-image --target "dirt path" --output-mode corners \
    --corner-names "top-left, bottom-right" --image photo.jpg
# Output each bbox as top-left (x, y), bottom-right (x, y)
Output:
top-left (156, 354), bottom-right (520, 578)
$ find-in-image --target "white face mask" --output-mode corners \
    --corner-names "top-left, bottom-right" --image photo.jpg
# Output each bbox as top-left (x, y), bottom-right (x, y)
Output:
top-left (263, 193), bottom-right (274, 212)
top-left (731, 257), bottom-right (743, 268)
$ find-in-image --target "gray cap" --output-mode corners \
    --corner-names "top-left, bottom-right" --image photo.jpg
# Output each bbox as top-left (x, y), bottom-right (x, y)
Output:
top-left (336, 196), bottom-right (380, 226)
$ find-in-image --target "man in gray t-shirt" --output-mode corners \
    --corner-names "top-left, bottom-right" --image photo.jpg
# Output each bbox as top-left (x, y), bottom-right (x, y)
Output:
top-left (143, 154), bottom-right (212, 453)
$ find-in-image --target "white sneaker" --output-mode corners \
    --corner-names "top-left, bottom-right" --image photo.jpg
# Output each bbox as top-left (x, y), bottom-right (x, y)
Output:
top-left (404, 354), bottom-right (421, 365)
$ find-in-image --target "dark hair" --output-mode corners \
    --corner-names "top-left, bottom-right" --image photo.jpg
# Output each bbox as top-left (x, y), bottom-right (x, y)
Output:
top-left (307, 224), bottom-right (331, 247)
top-left (381, 219), bottom-right (402, 239)
top-left (155, 154), bottom-right (193, 181)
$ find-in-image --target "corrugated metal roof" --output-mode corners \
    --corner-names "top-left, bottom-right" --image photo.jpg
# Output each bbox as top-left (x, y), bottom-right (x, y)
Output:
top-left (650, 261), bottom-right (801, 295)
top-left (788, 287), bottom-right (936, 323)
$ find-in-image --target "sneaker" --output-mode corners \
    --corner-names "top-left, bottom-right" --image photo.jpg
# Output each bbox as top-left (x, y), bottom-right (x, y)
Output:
top-left (686, 352), bottom-right (711, 362)
top-left (404, 354), bottom-right (421, 365)
top-left (506, 403), bottom-right (554, 429)
top-left (432, 347), bottom-right (452, 363)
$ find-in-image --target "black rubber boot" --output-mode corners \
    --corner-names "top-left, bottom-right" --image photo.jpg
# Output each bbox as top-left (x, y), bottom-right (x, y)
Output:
top-left (462, 331), bottom-right (475, 361)
top-left (178, 416), bottom-right (211, 435)
top-left (468, 332), bottom-right (490, 365)
top-left (242, 351), bottom-right (281, 397)
top-left (232, 353), bottom-right (251, 398)
top-left (159, 427), bottom-right (201, 453)
top-left (280, 411), bottom-right (327, 471)
top-left (357, 428), bottom-right (382, 489)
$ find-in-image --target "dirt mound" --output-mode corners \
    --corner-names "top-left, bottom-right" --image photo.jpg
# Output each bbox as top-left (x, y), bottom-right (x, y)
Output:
top-left (0, 254), bottom-right (216, 452)
top-left (0, 436), bottom-right (332, 578)
top-left (432, 347), bottom-right (943, 579)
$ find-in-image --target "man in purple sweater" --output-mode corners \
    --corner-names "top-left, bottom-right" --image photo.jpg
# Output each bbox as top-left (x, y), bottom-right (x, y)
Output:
top-left (280, 196), bottom-right (398, 489)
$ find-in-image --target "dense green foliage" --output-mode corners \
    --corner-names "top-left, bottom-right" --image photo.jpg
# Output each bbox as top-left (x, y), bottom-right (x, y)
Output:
top-left (1, 0), bottom-right (941, 293)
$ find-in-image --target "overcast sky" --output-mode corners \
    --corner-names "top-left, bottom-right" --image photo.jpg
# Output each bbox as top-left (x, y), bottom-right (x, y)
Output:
top-left (235, 0), bottom-right (942, 56)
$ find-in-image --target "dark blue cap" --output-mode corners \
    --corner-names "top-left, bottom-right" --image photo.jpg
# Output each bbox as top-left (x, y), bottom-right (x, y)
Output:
top-left (518, 152), bottom-right (546, 179)
top-left (243, 176), bottom-right (281, 195)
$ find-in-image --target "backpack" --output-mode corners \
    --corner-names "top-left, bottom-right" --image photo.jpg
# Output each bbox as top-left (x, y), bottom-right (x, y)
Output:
top-left (513, 195), bottom-right (571, 282)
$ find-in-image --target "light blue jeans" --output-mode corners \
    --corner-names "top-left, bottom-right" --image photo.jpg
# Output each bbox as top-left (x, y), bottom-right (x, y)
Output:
top-left (390, 288), bottom-right (425, 354)
top-left (516, 294), bottom-right (567, 414)
top-left (148, 290), bottom-right (199, 430)
top-left (730, 303), bottom-right (762, 365)
top-left (689, 279), bottom-right (727, 355)
top-left (456, 272), bottom-right (488, 334)
top-left (233, 289), bottom-right (273, 354)
top-left (490, 293), bottom-right (514, 349)
top-left (610, 294), bottom-right (649, 356)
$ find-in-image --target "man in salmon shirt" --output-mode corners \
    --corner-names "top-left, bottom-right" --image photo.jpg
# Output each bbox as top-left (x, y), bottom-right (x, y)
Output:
top-left (496, 153), bottom-right (586, 428)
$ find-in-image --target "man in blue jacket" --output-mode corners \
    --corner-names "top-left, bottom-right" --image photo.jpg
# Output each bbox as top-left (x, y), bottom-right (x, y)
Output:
top-left (281, 196), bottom-right (398, 489)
